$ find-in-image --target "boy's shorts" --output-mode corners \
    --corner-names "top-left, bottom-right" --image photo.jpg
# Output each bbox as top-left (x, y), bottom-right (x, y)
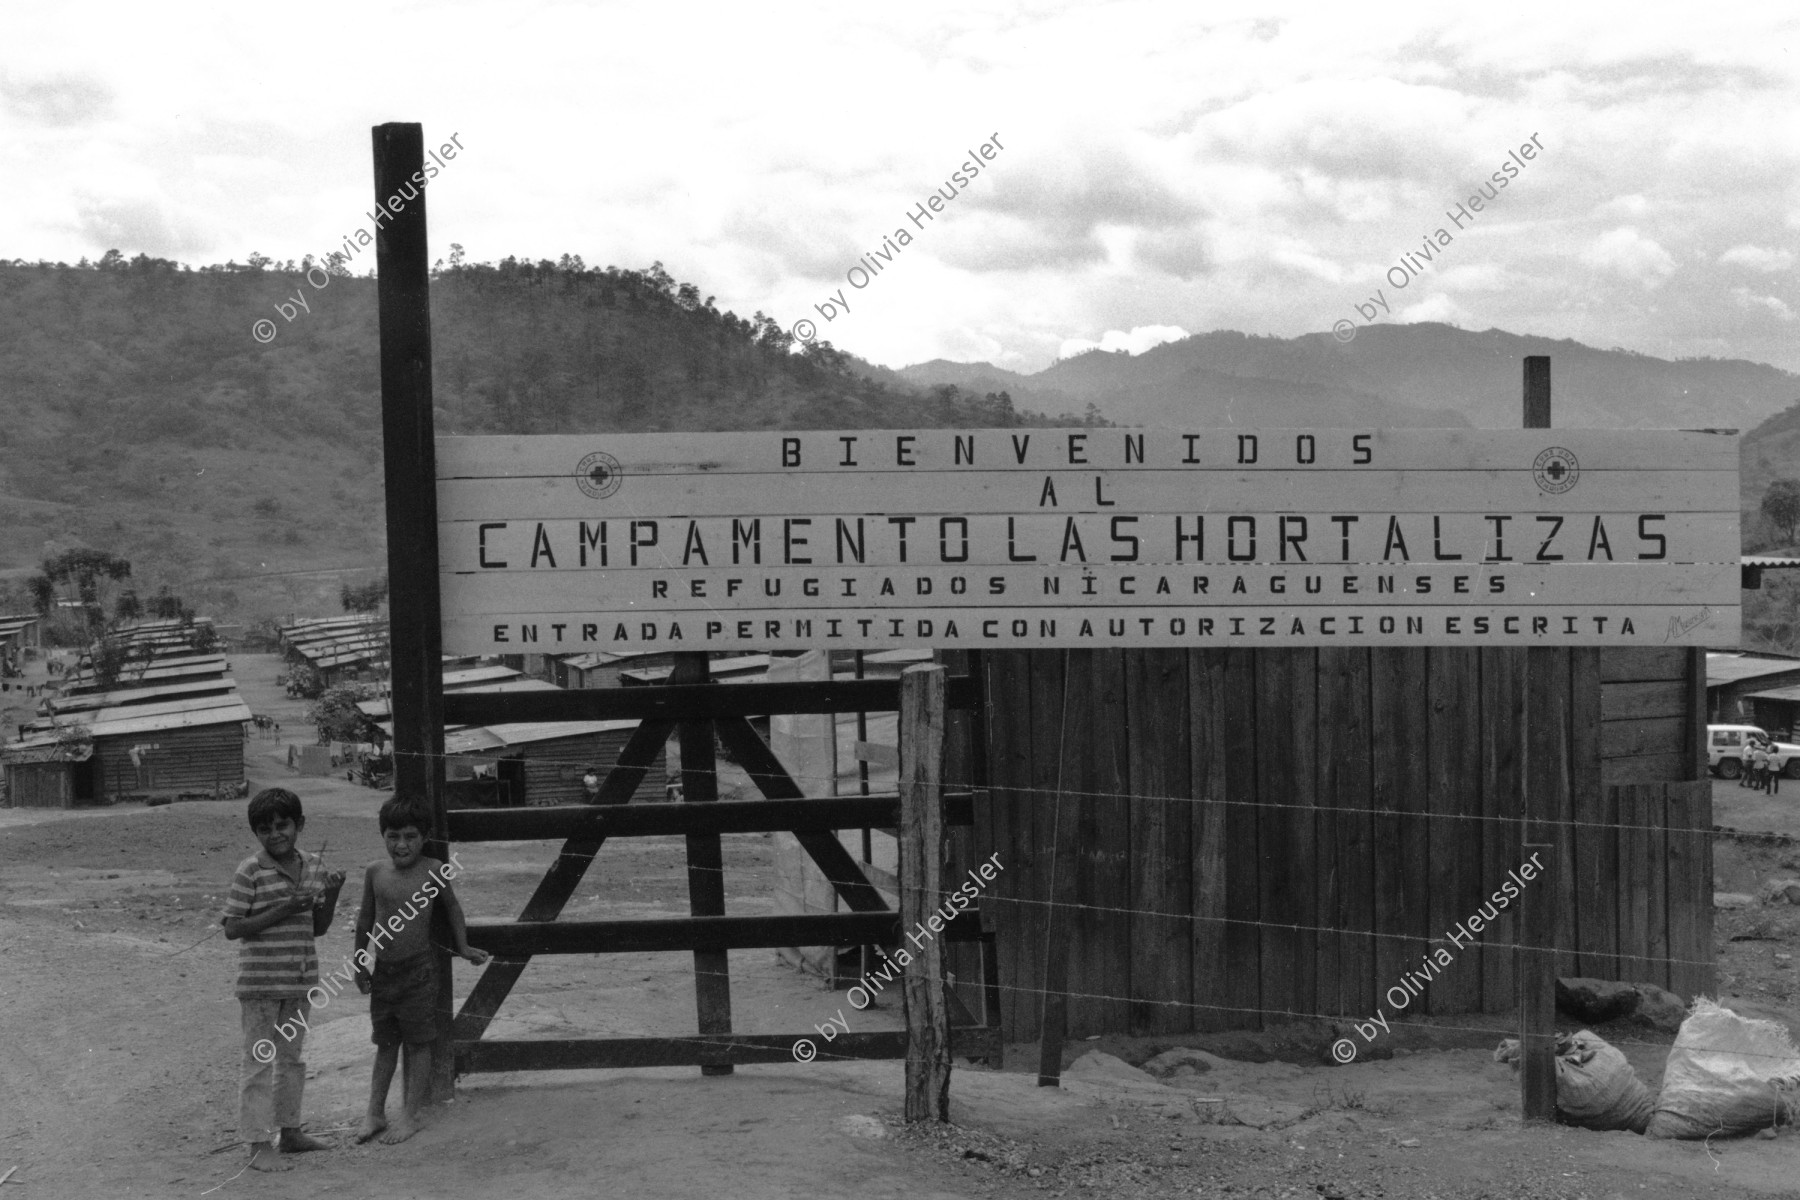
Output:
top-left (370, 951), bottom-right (438, 1046)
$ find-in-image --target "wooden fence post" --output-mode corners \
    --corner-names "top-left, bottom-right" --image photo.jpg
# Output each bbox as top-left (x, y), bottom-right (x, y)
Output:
top-left (371, 121), bottom-right (452, 1103)
top-left (671, 652), bottom-right (733, 1076)
top-left (900, 663), bottom-right (950, 1122)
top-left (1520, 354), bottom-right (1557, 1122)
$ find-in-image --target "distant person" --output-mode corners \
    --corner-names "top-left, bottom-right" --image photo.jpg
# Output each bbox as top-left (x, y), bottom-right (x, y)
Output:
top-left (581, 769), bottom-right (601, 801)
top-left (221, 787), bottom-right (347, 1172)
top-left (353, 797), bottom-right (488, 1145)
top-left (1764, 742), bottom-right (1781, 795)
top-left (1750, 741), bottom-right (1769, 792)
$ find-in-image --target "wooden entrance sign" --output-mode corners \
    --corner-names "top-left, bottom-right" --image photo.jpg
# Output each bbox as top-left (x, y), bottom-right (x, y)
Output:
top-left (436, 428), bottom-right (1739, 653)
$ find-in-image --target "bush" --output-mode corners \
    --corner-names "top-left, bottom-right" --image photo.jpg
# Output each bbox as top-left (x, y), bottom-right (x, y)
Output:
top-left (308, 682), bottom-right (376, 743)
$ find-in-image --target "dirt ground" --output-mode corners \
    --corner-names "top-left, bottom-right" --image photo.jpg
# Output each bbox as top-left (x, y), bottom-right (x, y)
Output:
top-left (1, 652), bottom-right (1797, 1199)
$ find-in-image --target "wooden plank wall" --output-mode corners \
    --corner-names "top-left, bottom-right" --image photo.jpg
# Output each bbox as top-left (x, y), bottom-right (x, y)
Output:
top-left (970, 645), bottom-right (1711, 1040)
top-left (94, 724), bottom-right (246, 796)
top-left (516, 729), bottom-right (660, 805)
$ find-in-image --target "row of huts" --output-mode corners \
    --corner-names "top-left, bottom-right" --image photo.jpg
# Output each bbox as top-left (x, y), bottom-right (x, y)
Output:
top-left (3, 636), bottom-right (249, 806)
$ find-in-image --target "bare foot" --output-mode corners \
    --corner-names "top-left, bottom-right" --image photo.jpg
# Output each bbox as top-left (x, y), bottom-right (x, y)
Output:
top-left (355, 1114), bottom-right (387, 1144)
top-left (279, 1128), bottom-right (332, 1153)
top-left (378, 1118), bottom-right (418, 1145)
top-left (247, 1143), bottom-right (292, 1172)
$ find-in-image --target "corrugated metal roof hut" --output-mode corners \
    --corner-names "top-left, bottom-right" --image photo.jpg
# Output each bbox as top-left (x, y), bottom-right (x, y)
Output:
top-left (17, 692), bottom-right (251, 800)
top-left (1705, 651), bottom-right (1800, 725)
top-left (1, 738), bottom-right (94, 808)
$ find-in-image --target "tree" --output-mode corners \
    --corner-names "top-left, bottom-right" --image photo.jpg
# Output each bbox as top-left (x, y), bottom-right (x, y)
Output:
top-left (26, 575), bottom-right (54, 616)
top-left (90, 636), bottom-right (154, 690)
top-left (340, 576), bottom-right (389, 613)
top-left (288, 663), bottom-right (324, 700)
top-left (146, 586), bottom-right (184, 620)
top-left (39, 550), bottom-right (131, 634)
top-left (308, 683), bottom-right (375, 744)
top-left (114, 590), bottom-right (142, 623)
top-left (42, 549), bottom-right (132, 607)
top-left (1763, 480), bottom-right (1800, 546)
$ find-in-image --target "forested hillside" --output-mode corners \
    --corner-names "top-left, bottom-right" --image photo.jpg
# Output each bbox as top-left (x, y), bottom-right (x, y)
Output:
top-left (0, 253), bottom-right (1046, 620)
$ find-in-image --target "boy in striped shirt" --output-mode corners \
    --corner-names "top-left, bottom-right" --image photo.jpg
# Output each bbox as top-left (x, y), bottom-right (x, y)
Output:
top-left (222, 788), bottom-right (346, 1172)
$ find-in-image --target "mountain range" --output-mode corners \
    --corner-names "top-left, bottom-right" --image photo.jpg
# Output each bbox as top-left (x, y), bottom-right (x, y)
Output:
top-left (2, 254), bottom-right (1796, 627)
top-left (891, 325), bottom-right (1800, 434)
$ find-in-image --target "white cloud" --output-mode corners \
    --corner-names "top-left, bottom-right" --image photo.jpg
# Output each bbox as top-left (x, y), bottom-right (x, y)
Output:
top-left (1058, 325), bottom-right (1190, 359)
top-left (1731, 287), bottom-right (1796, 321)
top-left (1435, 263), bottom-right (1508, 291)
top-left (1719, 244), bottom-right (1795, 272)
top-left (1596, 194), bottom-right (1649, 218)
top-left (1394, 293), bottom-right (1472, 326)
top-left (1578, 227), bottom-right (1678, 288)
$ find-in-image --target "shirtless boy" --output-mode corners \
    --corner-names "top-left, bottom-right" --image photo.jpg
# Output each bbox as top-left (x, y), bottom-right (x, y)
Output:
top-left (352, 797), bottom-right (489, 1144)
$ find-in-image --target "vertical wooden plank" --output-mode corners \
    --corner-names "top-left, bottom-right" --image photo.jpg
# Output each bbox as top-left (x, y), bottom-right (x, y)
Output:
top-left (936, 649), bottom-right (981, 1015)
top-left (1569, 648), bottom-right (1615, 980)
top-left (1665, 780), bottom-right (1711, 999)
top-left (1313, 648), bottom-right (1343, 1017)
top-left (1427, 648), bottom-right (1483, 1013)
top-left (672, 652), bottom-right (732, 1076)
top-left (1481, 648), bottom-right (1525, 1012)
top-left (1021, 649), bottom-right (1064, 1045)
top-left (1069, 649), bottom-right (1130, 1036)
top-left (901, 664), bottom-right (949, 1123)
top-left (1523, 355), bottom-right (1551, 429)
top-left (1645, 783), bottom-right (1670, 992)
top-left (1616, 785), bottom-right (1653, 982)
top-left (1033, 650), bottom-right (1073, 1077)
top-left (1126, 649), bottom-right (1192, 1034)
top-left (1221, 648), bottom-right (1261, 1030)
top-left (1189, 649), bottom-right (1231, 1033)
top-left (1317, 646), bottom-right (1374, 1017)
top-left (1686, 647), bottom-right (1707, 781)
top-left (371, 121), bottom-right (452, 1104)
top-left (1371, 648), bottom-right (1430, 1019)
top-left (982, 651), bottom-right (1032, 1039)
top-left (1691, 778), bottom-right (1715, 997)
top-left (1525, 648), bottom-right (1575, 977)
top-left (1520, 841), bottom-right (1557, 1122)
top-left (1256, 648), bottom-right (1316, 1025)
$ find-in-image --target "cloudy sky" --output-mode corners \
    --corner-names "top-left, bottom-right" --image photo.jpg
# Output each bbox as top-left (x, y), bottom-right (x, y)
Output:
top-left (3, 0), bottom-right (1796, 374)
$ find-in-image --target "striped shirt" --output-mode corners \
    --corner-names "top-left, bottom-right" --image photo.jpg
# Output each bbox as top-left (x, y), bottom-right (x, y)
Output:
top-left (223, 849), bottom-right (322, 999)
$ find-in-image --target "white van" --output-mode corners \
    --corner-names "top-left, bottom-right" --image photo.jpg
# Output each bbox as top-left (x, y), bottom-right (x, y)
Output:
top-left (1707, 725), bottom-right (1800, 780)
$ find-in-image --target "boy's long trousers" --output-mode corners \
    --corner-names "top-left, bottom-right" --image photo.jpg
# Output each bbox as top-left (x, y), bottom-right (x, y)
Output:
top-left (239, 998), bottom-right (309, 1139)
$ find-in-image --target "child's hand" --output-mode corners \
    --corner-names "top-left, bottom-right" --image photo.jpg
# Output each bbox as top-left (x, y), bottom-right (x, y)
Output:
top-left (354, 970), bottom-right (372, 995)
top-left (321, 869), bottom-right (347, 891)
top-left (460, 947), bottom-right (492, 967)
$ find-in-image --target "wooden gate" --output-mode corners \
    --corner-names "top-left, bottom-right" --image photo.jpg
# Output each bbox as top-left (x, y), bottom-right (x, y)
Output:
top-left (440, 653), bottom-right (1003, 1074)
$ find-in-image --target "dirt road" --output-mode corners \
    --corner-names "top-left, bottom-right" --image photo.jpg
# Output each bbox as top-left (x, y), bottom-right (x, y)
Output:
top-left (1, 653), bottom-right (1795, 1198)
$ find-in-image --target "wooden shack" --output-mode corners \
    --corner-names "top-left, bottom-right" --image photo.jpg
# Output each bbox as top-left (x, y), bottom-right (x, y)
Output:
top-left (951, 645), bottom-right (1712, 1039)
top-left (1705, 651), bottom-right (1800, 726)
top-left (1, 740), bottom-right (93, 807)
top-left (440, 719), bottom-right (662, 805)
top-left (8, 692), bottom-right (250, 800)
top-left (0, 614), bottom-right (42, 653)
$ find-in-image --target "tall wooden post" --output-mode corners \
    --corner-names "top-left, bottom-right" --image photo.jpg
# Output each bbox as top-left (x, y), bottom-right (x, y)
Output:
top-left (672, 652), bottom-right (733, 1075)
top-left (1519, 354), bottom-right (1557, 1121)
top-left (900, 663), bottom-right (950, 1121)
top-left (372, 122), bottom-right (451, 1102)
